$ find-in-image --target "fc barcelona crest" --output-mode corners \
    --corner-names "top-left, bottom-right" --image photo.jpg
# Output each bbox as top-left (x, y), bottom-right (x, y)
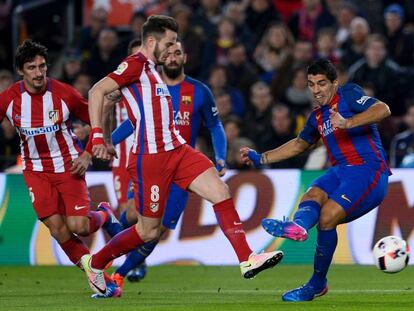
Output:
top-left (48, 110), bottom-right (59, 123)
top-left (181, 95), bottom-right (192, 105)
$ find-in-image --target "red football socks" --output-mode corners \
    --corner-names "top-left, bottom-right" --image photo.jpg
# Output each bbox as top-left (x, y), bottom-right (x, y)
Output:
top-left (91, 226), bottom-right (144, 270)
top-left (213, 198), bottom-right (252, 262)
top-left (59, 235), bottom-right (89, 265)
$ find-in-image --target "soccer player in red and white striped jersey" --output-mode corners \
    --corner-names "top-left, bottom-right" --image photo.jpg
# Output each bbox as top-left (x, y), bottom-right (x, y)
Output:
top-left (0, 40), bottom-right (115, 272)
top-left (81, 15), bottom-right (283, 297)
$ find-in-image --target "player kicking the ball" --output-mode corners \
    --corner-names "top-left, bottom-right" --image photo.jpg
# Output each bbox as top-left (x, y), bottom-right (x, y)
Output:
top-left (241, 59), bottom-right (391, 302)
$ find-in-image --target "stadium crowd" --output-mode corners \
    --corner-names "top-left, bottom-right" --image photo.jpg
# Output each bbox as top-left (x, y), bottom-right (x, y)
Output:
top-left (1, 0), bottom-right (414, 171)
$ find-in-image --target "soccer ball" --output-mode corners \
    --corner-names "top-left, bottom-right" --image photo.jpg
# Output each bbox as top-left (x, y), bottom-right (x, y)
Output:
top-left (373, 236), bottom-right (410, 273)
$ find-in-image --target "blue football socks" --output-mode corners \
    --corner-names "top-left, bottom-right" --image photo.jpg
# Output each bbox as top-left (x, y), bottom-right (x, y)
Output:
top-left (293, 200), bottom-right (321, 230)
top-left (116, 240), bottom-right (158, 277)
top-left (309, 227), bottom-right (338, 289)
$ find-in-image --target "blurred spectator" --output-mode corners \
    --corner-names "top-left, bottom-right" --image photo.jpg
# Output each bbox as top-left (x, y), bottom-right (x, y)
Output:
top-left (193, 0), bottom-right (222, 39)
top-left (390, 103), bottom-right (414, 167)
top-left (273, 0), bottom-right (302, 23)
top-left (253, 22), bottom-right (294, 84)
top-left (84, 27), bottom-right (123, 83)
top-left (227, 44), bottom-right (260, 101)
top-left (0, 68), bottom-right (18, 171)
top-left (245, 0), bottom-right (281, 46)
top-left (72, 73), bottom-right (92, 99)
top-left (204, 17), bottom-right (237, 68)
top-left (119, 11), bottom-right (146, 54)
top-left (382, 3), bottom-right (414, 67)
top-left (208, 65), bottom-right (245, 118)
top-left (0, 118), bottom-right (20, 171)
top-left (314, 27), bottom-right (340, 64)
top-left (340, 16), bottom-right (370, 68)
top-left (223, 116), bottom-right (243, 146)
top-left (348, 33), bottom-right (403, 115)
top-left (59, 49), bottom-right (82, 85)
top-left (258, 105), bottom-right (303, 168)
top-left (0, 0), bottom-right (12, 70)
top-left (214, 89), bottom-right (234, 120)
top-left (0, 69), bottom-right (13, 92)
top-left (270, 40), bottom-right (313, 100)
top-left (288, 0), bottom-right (336, 43)
top-left (245, 81), bottom-right (273, 142)
top-left (171, 4), bottom-right (204, 78)
top-left (279, 66), bottom-right (313, 115)
top-left (78, 7), bottom-right (108, 61)
top-left (348, 0), bottom-right (384, 33)
top-left (223, 1), bottom-right (254, 53)
top-left (334, 1), bottom-right (358, 46)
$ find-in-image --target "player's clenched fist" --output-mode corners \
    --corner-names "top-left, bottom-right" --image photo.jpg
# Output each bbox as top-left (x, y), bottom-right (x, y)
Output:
top-left (329, 109), bottom-right (349, 130)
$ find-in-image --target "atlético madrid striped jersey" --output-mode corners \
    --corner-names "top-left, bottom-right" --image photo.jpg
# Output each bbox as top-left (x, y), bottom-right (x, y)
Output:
top-left (108, 52), bottom-right (186, 155)
top-left (0, 79), bottom-right (89, 172)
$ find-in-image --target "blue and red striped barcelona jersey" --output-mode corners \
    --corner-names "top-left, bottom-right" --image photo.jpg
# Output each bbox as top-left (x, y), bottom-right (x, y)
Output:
top-left (167, 76), bottom-right (220, 148)
top-left (299, 83), bottom-right (390, 174)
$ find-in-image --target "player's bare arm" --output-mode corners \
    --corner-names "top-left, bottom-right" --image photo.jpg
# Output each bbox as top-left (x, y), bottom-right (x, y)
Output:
top-left (88, 76), bottom-right (120, 160)
top-left (102, 91), bottom-right (120, 159)
top-left (240, 137), bottom-right (311, 167)
top-left (330, 101), bottom-right (391, 130)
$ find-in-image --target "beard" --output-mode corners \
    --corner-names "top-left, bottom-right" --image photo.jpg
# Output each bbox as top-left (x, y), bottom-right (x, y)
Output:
top-left (154, 42), bottom-right (166, 65)
top-left (163, 63), bottom-right (183, 79)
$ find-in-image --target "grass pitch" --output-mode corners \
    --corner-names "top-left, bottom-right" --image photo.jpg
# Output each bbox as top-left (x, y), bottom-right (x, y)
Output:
top-left (0, 265), bottom-right (413, 311)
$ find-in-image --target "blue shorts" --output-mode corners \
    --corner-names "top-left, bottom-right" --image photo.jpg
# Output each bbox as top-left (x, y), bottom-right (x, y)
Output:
top-left (127, 181), bottom-right (188, 230)
top-left (311, 165), bottom-right (388, 223)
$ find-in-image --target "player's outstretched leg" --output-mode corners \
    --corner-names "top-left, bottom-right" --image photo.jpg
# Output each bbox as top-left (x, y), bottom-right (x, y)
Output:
top-left (81, 224), bottom-right (146, 294)
top-left (80, 254), bottom-right (107, 295)
top-left (213, 198), bottom-right (284, 279)
top-left (282, 227), bottom-right (337, 301)
top-left (240, 251), bottom-right (284, 279)
top-left (262, 200), bottom-right (321, 241)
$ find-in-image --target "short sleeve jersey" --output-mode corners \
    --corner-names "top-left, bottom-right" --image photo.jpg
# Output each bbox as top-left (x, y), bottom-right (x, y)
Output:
top-left (299, 83), bottom-right (390, 173)
top-left (0, 79), bottom-right (89, 172)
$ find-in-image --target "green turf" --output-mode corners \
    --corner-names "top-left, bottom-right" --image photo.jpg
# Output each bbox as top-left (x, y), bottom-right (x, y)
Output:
top-left (0, 265), bottom-right (413, 311)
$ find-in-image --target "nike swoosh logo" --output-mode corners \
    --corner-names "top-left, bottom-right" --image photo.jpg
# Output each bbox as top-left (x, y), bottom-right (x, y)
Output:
top-left (244, 263), bottom-right (252, 267)
top-left (74, 205), bottom-right (87, 210)
top-left (91, 279), bottom-right (106, 294)
top-left (341, 194), bottom-right (351, 203)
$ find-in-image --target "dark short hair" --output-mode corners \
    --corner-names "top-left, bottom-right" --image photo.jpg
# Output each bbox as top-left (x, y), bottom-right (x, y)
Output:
top-left (141, 15), bottom-right (178, 41)
top-left (128, 38), bottom-right (142, 55)
top-left (15, 40), bottom-right (48, 70)
top-left (307, 59), bottom-right (337, 82)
